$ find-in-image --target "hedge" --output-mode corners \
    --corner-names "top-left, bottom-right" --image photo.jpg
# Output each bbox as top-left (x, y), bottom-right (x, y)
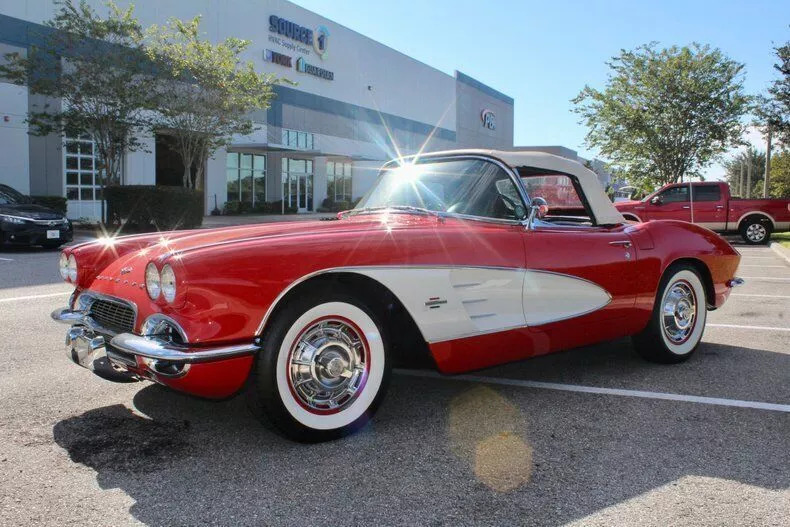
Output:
top-left (223, 200), bottom-right (297, 215)
top-left (106, 185), bottom-right (203, 232)
top-left (31, 195), bottom-right (68, 215)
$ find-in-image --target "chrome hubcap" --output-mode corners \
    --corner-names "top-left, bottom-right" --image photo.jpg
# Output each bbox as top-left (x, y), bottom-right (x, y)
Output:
top-left (288, 319), bottom-right (368, 413)
top-left (746, 224), bottom-right (766, 242)
top-left (662, 281), bottom-right (697, 344)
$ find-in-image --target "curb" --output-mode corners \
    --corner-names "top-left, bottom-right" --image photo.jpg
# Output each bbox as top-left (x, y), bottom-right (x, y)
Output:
top-left (769, 242), bottom-right (790, 265)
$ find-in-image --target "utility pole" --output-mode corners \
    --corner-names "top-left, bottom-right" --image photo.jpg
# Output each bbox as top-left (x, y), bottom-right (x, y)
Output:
top-left (764, 127), bottom-right (772, 198)
top-left (739, 161), bottom-right (745, 197)
top-left (746, 156), bottom-right (752, 199)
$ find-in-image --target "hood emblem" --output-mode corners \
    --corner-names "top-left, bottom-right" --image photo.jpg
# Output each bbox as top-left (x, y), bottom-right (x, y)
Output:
top-left (119, 266), bottom-right (133, 275)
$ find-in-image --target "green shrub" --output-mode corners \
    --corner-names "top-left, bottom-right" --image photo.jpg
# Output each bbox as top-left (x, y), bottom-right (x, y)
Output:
top-left (31, 195), bottom-right (67, 215)
top-left (224, 200), bottom-right (298, 214)
top-left (106, 185), bottom-right (203, 232)
top-left (318, 198), bottom-right (354, 212)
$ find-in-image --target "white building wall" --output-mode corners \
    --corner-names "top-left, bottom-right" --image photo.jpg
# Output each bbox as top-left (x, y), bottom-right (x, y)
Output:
top-left (0, 82), bottom-right (29, 194)
top-left (124, 133), bottom-right (156, 185)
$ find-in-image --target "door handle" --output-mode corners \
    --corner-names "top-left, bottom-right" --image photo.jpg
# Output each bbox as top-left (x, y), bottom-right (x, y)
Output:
top-left (609, 240), bottom-right (632, 248)
top-left (682, 206), bottom-right (691, 209)
top-left (715, 205), bottom-right (724, 210)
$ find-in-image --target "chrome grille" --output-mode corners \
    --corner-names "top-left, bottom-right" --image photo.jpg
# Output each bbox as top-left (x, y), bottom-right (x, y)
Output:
top-left (88, 298), bottom-right (135, 334)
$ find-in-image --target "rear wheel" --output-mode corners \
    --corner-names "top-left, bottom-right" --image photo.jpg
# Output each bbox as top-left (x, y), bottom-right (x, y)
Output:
top-left (632, 265), bottom-right (707, 363)
top-left (739, 217), bottom-right (772, 245)
top-left (247, 289), bottom-right (391, 442)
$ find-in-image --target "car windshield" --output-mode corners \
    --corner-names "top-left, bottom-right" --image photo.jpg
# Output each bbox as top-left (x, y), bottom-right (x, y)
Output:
top-left (0, 185), bottom-right (26, 205)
top-left (352, 158), bottom-right (527, 220)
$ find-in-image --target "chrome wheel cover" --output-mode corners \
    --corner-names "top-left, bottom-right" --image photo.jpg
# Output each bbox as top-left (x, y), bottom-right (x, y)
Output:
top-left (287, 318), bottom-right (369, 413)
top-left (662, 280), bottom-right (697, 344)
top-left (746, 223), bottom-right (767, 242)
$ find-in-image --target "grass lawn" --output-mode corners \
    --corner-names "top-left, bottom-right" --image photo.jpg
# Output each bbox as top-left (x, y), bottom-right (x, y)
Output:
top-left (774, 231), bottom-right (790, 248)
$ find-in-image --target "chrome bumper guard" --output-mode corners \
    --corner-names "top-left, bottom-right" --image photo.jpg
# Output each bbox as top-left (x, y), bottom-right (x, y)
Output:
top-left (51, 308), bottom-right (259, 378)
top-left (727, 277), bottom-right (745, 288)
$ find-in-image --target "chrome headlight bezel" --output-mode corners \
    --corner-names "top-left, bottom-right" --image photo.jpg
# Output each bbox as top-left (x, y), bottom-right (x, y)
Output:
top-left (58, 253), bottom-right (69, 280)
top-left (145, 262), bottom-right (161, 300)
top-left (160, 264), bottom-right (177, 303)
top-left (67, 254), bottom-right (78, 282)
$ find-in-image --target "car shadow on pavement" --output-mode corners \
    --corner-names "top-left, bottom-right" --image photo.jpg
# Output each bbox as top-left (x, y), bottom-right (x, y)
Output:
top-left (52, 342), bottom-right (790, 527)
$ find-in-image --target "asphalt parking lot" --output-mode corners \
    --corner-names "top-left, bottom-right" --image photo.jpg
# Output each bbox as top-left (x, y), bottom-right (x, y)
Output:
top-left (1, 237), bottom-right (788, 526)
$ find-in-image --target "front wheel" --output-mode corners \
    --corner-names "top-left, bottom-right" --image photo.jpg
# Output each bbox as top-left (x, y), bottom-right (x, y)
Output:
top-left (247, 290), bottom-right (390, 442)
top-left (632, 265), bottom-right (707, 363)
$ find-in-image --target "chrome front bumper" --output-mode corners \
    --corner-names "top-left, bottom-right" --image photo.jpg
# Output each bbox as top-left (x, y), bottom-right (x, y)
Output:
top-left (51, 307), bottom-right (259, 379)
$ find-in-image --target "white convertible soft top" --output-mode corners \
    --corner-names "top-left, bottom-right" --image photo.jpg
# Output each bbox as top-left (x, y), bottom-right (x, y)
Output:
top-left (416, 149), bottom-right (625, 225)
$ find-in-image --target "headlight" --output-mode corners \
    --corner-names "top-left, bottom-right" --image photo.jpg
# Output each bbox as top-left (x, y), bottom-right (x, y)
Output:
top-left (67, 254), bottom-right (78, 282)
top-left (58, 253), bottom-right (69, 280)
top-left (0, 214), bottom-right (26, 224)
top-left (160, 264), bottom-right (177, 303)
top-left (145, 262), bottom-right (161, 300)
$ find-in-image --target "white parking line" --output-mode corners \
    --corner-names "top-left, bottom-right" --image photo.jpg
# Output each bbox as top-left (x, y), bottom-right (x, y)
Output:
top-left (0, 292), bottom-right (70, 303)
top-left (0, 257), bottom-right (13, 262)
top-left (736, 276), bottom-right (790, 282)
top-left (732, 293), bottom-right (790, 299)
top-left (395, 370), bottom-right (790, 413)
top-left (707, 323), bottom-right (790, 332)
top-left (739, 265), bottom-right (788, 268)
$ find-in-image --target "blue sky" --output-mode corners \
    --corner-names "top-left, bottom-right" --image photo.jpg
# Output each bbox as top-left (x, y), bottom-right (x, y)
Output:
top-left (293, 0), bottom-right (788, 179)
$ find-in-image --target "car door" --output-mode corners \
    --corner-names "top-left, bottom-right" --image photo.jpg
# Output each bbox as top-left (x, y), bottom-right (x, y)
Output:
top-left (690, 184), bottom-right (726, 231)
top-left (646, 185), bottom-right (691, 222)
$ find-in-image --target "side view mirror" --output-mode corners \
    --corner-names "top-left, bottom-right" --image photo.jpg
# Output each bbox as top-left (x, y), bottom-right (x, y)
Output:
top-left (650, 196), bottom-right (663, 205)
top-left (526, 197), bottom-right (549, 229)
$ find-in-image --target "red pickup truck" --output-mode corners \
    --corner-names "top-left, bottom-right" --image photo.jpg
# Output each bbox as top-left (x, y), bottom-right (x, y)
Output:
top-left (615, 181), bottom-right (790, 244)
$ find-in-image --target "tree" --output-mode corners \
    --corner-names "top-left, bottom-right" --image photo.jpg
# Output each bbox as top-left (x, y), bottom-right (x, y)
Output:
top-left (769, 150), bottom-right (790, 197)
top-left (756, 41), bottom-right (790, 146)
top-left (146, 17), bottom-right (280, 189)
top-left (722, 148), bottom-right (766, 197)
top-left (572, 43), bottom-right (750, 189)
top-left (0, 0), bottom-right (153, 218)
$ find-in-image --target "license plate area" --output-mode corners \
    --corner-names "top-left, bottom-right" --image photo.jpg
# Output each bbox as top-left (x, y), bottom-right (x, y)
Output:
top-left (46, 230), bottom-right (60, 239)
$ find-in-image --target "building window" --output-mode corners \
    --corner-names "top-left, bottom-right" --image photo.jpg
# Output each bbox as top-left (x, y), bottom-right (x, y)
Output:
top-left (64, 135), bottom-right (102, 201)
top-left (281, 128), bottom-right (314, 150)
top-left (282, 158), bottom-right (313, 212)
top-left (327, 161), bottom-right (352, 203)
top-left (226, 153), bottom-right (266, 205)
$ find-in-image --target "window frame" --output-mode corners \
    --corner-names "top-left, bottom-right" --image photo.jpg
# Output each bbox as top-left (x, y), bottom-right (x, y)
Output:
top-left (362, 154), bottom-right (530, 225)
top-left (226, 152), bottom-right (266, 206)
top-left (64, 135), bottom-right (102, 202)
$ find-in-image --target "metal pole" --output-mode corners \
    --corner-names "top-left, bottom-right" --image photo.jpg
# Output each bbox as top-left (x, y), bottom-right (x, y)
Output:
top-left (746, 156), bottom-right (752, 199)
top-left (764, 127), bottom-right (772, 198)
top-left (739, 161), bottom-right (745, 197)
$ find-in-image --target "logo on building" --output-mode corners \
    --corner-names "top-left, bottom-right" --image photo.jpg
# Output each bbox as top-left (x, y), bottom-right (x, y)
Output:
top-left (269, 15), bottom-right (313, 46)
top-left (296, 57), bottom-right (334, 81)
top-left (313, 25), bottom-right (329, 59)
top-left (264, 49), bottom-right (292, 68)
top-left (481, 109), bottom-right (496, 130)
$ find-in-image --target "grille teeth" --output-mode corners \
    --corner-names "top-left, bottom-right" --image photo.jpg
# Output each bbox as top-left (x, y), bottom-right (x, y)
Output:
top-left (88, 299), bottom-right (135, 334)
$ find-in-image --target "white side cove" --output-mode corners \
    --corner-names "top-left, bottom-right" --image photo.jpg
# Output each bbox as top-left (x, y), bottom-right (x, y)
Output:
top-left (354, 267), bottom-right (611, 343)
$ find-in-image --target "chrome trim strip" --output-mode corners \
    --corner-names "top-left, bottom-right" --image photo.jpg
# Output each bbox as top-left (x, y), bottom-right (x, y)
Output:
top-left (109, 333), bottom-right (258, 364)
top-left (0, 214), bottom-right (68, 225)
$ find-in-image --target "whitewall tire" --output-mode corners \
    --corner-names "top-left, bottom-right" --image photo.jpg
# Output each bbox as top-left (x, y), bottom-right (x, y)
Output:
top-left (632, 265), bottom-right (707, 363)
top-left (247, 290), bottom-right (391, 442)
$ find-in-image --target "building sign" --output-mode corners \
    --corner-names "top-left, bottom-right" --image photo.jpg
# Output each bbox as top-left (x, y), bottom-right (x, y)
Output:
top-left (481, 109), bottom-right (496, 130)
top-left (264, 49), bottom-right (292, 68)
top-left (296, 57), bottom-right (334, 81)
top-left (269, 15), bottom-right (313, 46)
top-left (313, 25), bottom-right (329, 59)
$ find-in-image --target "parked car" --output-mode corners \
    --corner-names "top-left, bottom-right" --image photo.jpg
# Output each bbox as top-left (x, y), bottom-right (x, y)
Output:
top-left (0, 184), bottom-right (72, 248)
top-left (614, 181), bottom-right (790, 245)
top-left (52, 150), bottom-right (741, 442)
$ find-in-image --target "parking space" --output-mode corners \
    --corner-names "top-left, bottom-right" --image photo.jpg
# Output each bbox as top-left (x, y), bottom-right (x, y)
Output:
top-left (1, 240), bottom-right (788, 526)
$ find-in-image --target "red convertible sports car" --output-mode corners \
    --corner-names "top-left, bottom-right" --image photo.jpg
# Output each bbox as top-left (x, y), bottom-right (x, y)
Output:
top-left (52, 150), bottom-right (742, 441)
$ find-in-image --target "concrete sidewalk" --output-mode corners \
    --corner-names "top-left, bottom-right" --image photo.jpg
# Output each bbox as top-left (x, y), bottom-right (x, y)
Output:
top-left (200, 212), bottom-right (335, 228)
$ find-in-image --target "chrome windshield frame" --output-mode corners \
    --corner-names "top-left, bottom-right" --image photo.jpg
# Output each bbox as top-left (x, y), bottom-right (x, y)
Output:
top-left (351, 153), bottom-right (532, 225)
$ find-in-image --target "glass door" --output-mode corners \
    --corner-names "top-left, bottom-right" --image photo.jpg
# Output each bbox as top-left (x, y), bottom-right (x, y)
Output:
top-left (282, 158), bottom-right (314, 213)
